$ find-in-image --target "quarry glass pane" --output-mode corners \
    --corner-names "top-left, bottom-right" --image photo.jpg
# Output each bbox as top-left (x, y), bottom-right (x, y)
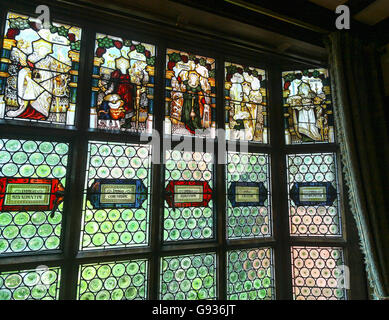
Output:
top-left (291, 246), bottom-right (346, 300)
top-left (226, 152), bottom-right (271, 239)
top-left (163, 150), bottom-right (214, 242)
top-left (227, 247), bottom-right (274, 300)
top-left (0, 12), bottom-right (82, 125)
top-left (80, 141), bottom-right (151, 250)
top-left (286, 153), bottom-right (341, 237)
top-left (165, 49), bottom-right (216, 137)
top-left (77, 259), bottom-right (148, 300)
top-left (160, 253), bottom-right (216, 300)
top-left (0, 139), bottom-right (68, 253)
top-left (90, 33), bottom-right (155, 133)
top-left (225, 62), bottom-right (268, 143)
top-left (0, 266), bottom-right (61, 300)
top-left (282, 68), bottom-right (335, 144)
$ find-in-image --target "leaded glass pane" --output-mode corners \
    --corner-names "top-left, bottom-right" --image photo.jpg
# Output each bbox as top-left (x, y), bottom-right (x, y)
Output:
top-left (227, 248), bottom-right (274, 300)
top-left (282, 68), bottom-right (335, 144)
top-left (163, 150), bottom-right (214, 242)
top-left (226, 152), bottom-right (271, 239)
top-left (160, 253), bottom-right (216, 300)
top-left (225, 62), bottom-right (268, 143)
top-left (287, 153), bottom-right (341, 237)
top-left (77, 259), bottom-right (148, 300)
top-left (165, 49), bottom-right (216, 137)
top-left (0, 139), bottom-right (68, 253)
top-left (80, 141), bottom-right (151, 250)
top-left (291, 246), bottom-right (346, 300)
top-left (0, 12), bottom-right (82, 125)
top-left (89, 33), bottom-right (155, 133)
top-left (0, 266), bottom-right (61, 300)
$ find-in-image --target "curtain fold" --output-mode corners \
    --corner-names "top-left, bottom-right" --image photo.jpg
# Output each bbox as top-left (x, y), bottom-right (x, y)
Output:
top-left (325, 32), bottom-right (389, 299)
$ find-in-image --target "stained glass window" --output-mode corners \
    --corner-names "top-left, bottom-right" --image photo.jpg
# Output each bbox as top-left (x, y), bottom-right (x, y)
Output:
top-left (286, 153), bottom-right (341, 237)
top-left (163, 150), bottom-right (214, 242)
top-left (160, 253), bottom-right (216, 300)
top-left (0, 3), bottom-right (364, 301)
top-left (227, 248), bottom-right (274, 300)
top-left (282, 69), bottom-right (335, 144)
top-left (0, 266), bottom-right (61, 300)
top-left (0, 138), bottom-right (68, 253)
top-left (0, 12), bottom-right (82, 125)
top-left (225, 62), bottom-right (268, 142)
top-left (226, 152), bottom-right (271, 239)
top-left (165, 49), bottom-right (216, 137)
top-left (77, 259), bottom-right (148, 300)
top-left (89, 33), bottom-right (155, 133)
top-left (80, 141), bottom-right (151, 250)
top-left (291, 246), bottom-right (346, 300)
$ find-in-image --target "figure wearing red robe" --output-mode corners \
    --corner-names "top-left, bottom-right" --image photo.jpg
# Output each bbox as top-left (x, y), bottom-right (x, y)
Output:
top-left (109, 70), bottom-right (135, 119)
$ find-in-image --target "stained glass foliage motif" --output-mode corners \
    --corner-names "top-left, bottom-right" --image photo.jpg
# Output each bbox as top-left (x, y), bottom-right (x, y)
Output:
top-left (77, 259), bottom-right (148, 300)
top-left (0, 266), bottom-right (61, 300)
top-left (0, 12), bottom-right (82, 125)
top-left (282, 69), bottom-right (335, 144)
top-left (80, 141), bottom-right (151, 250)
top-left (291, 247), bottom-right (346, 300)
top-left (164, 150), bottom-right (214, 242)
top-left (160, 253), bottom-right (216, 300)
top-left (287, 153), bottom-right (341, 237)
top-left (227, 248), bottom-right (274, 300)
top-left (165, 49), bottom-right (216, 137)
top-left (90, 33), bottom-right (155, 133)
top-left (225, 62), bottom-right (268, 143)
top-left (0, 139), bottom-right (68, 254)
top-left (226, 152), bottom-right (271, 239)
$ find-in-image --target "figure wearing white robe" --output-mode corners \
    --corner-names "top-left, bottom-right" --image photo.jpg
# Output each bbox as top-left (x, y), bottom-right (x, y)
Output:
top-left (287, 81), bottom-right (322, 141)
top-left (7, 49), bottom-right (70, 119)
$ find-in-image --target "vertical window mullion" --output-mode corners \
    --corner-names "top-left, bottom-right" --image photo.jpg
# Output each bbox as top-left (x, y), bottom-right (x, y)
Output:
top-left (148, 40), bottom-right (166, 300)
top-left (59, 138), bottom-right (88, 300)
top-left (268, 62), bottom-right (294, 300)
top-left (0, 3), bottom-right (5, 62)
top-left (59, 25), bottom-right (95, 300)
top-left (215, 55), bottom-right (227, 300)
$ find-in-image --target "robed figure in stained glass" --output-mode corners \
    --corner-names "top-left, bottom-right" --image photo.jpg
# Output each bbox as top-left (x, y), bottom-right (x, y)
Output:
top-left (283, 69), bottom-right (334, 144)
top-left (91, 35), bottom-right (155, 133)
top-left (179, 69), bottom-right (212, 134)
top-left (0, 13), bottom-right (81, 125)
top-left (8, 38), bottom-right (70, 120)
top-left (228, 73), bottom-right (263, 141)
top-left (224, 62), bottom-right (268, 143)
top-left (165, 50), bottom-right (216, 137)
top-left (98, 68), bottom-right (135, 129)
top-left (286, 80), bottom-right (325, 141)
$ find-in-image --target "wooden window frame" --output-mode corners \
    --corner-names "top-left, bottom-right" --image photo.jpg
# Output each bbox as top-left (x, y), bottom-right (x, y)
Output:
top-left (0, 0), bottom-right (368, 300)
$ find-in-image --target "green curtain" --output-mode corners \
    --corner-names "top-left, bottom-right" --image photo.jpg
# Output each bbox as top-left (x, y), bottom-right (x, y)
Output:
top-left (325, 32), bottom-right (389, 299)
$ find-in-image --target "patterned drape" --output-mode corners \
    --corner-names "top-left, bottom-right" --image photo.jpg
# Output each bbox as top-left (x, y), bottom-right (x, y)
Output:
top-left (325, 32), bottom-right (389, 299)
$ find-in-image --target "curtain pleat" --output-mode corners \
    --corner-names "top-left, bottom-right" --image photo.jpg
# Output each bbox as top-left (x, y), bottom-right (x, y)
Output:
top-left (325, 32), bottom-right (389, 299)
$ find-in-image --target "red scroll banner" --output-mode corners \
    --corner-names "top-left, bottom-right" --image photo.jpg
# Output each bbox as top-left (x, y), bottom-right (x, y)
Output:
top-left (165, 181), bottom-right (212, 208)
top-left (0, 178), bottom-right (65, 212)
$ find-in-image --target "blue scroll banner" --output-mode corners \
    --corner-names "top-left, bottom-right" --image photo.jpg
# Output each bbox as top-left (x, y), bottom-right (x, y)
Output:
top-left (290, 182), bottom-right (337, 206)
top-left (228, 182), bottom-right (268, 207)
top-left (87, 179), bottom-right (147, 209)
